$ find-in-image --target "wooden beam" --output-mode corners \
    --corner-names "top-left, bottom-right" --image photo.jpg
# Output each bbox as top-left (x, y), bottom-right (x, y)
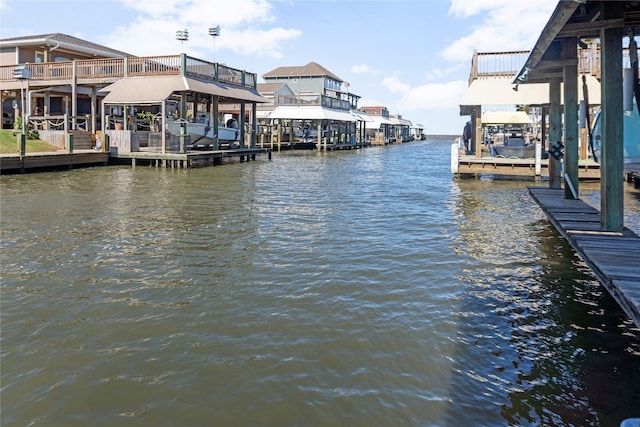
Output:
top-left (557, 18), bottom-right (625, 38)
top-left (600, 3), bottom-right (624, 231)
top-left (549, 78), bottom-right (562, 189)
top-left (563, 37), bottom-right (579, 199)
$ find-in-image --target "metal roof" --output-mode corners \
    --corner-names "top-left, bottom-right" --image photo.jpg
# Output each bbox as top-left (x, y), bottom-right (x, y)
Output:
top-left (267, 106), bottom-right (356, 121)
top-left (100, 75), bottom-right (268, 105)
top-left (460, 75), bottom-right (600, 113)
top-left (0, 33), bottom-right (132, 58)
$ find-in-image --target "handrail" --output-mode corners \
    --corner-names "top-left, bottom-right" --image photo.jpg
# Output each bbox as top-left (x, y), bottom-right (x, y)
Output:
top-left (0, 54), bottom-right (258, 89)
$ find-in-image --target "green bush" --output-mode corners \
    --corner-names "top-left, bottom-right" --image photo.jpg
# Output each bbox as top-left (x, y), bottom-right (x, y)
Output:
top-left (13, 116), bottom-right (40, 139)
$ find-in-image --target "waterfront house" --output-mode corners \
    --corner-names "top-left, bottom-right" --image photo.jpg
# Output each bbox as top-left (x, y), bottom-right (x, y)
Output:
top-left (358, 105), bottom-right (394, 145)
top-left (258, 62), bottom-right (365, 149)
top-left (0, 33), bottom-right (267, 156)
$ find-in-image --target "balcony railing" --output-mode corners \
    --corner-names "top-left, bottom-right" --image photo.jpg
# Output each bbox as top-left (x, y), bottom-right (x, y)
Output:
top-left (0, 54), bottom-right (257, 89)
top-left (468, 47), bottom-right (638, 84)
top-left (275, 94), bottom-right (354, 110)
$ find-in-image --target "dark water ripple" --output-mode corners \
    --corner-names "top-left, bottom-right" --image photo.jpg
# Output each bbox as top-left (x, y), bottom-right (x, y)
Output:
top-left (1, 140), bottom-right (639, 426)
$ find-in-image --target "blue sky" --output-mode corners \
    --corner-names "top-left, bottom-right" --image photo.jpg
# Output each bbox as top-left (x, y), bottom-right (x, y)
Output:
top-left (0, 0), bottom-right (558, 134)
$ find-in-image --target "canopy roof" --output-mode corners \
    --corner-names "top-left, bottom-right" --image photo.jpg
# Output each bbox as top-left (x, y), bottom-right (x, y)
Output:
top-left (365, 115), bottom-right (394, 128)
top-left (267, 106), bottom-right (356, 122)
top-left (482, 111), bottom-right (532, 125)
top-left (100, 75), bottom-right (268, 105)
top-left (460, 75), bottom-right (600, 115)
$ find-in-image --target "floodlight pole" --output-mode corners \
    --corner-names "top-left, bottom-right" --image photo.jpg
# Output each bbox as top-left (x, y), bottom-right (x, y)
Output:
top-left (176, 29), bottom-right (189, 49)
top-left (209, 26), bottom-right (221, 63)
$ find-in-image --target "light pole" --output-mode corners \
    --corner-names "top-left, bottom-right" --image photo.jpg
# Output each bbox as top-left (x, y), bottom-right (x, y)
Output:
top-left (176, 29), bottom-right (189, 48)
top-left (208, 25), bottom-right (221, 63)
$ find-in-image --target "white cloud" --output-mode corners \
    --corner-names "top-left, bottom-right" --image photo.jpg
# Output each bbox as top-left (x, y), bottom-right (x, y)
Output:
top-left (380, 77), bottom-right (468, 111)
top-left (105, 0), bottom-right (299, 59)
top-left (382, 77), bottom-right (411, 94)
top-left (425, 64), bottom-right (463, 80)
top-left (443, 0), bottom-right (557, 62)
top-left (351, 64), bottom-right (374, 74)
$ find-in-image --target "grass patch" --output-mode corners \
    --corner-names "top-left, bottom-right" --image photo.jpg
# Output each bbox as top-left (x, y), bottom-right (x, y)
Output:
top-left (0, 129), bottom-right (59, 154)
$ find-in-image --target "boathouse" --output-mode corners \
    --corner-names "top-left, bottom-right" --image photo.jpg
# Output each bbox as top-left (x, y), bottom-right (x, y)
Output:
top-left (0, 33), bottom-right (270, 170)
top-left (257, 62), bottom-right (367, 150)
top-left (453, 48), bottom-right (602, 180)
top-left (516, 0), bottom-right (640, 328)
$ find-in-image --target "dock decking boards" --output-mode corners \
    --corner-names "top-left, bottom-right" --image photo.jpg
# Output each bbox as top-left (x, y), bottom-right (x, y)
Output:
top-left (528, 187), bottom-right (640, 328)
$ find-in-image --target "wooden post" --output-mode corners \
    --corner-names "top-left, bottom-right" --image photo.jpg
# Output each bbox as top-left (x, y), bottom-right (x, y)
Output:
top-left (277, 123), bottom-right (281, 152)
top-left (474, 106), bottom-right (482, 158)
top-left (451, 142), bottom-right (459, 174)
top-left (66, 133), bottom-right (73, 154)
top-left (563, 37), bottom-right (579, 199)
top-left (549, 78), bottom-right (562, 189)
top-left (317, 124), bottom-right (322, 151)
top-left (213, 95), bottom-right (219, 150)
top-left (535, 142), bottom-right (542, 178)
top-left (17, 133), bottom-right (26, 157)
top-left (600, 3), bottom-right (624, 231)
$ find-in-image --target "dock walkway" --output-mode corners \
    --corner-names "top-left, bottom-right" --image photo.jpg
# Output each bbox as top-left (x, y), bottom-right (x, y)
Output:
top-left (528, 187), bottom-right (640, 328)
top-left (0, 150), bottom-right (109, 173)
top-left (0, 147), bottom-right (271, 173)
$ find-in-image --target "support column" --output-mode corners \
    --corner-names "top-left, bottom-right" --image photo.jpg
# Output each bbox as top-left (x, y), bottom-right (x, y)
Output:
top-left (563, 37), bottom-right (579, 199)
top-left (548, 78), bottom-right (562, 189)
top-left (473, 106), bottom-right (482, 158)
top-left (213, 95), bottom-right (220, 150)
top-left (600, 5), bottom-right (624, 231)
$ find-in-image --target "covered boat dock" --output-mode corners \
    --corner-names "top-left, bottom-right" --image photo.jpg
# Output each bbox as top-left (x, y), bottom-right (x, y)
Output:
top-left (517, 0), bottom-right (640, 328)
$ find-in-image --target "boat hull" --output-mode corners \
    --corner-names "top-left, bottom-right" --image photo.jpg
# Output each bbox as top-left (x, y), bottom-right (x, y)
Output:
top-left (493, 145), bottom-right (536, 158)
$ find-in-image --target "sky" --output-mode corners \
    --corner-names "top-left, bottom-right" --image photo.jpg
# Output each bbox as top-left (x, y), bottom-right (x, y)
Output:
top-left (0, 0), bottom-right (559, 135)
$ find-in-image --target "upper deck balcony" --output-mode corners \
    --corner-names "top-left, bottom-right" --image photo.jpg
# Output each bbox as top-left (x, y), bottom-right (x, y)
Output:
top-left (469, 45), bottom-right (638, 86)
top-left (0, 54), bottom-right (257, 91)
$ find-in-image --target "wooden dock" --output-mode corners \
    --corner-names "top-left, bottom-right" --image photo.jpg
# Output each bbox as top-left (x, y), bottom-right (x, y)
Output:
top-left (454, 154), bottom-right (601, 179)
top-left (528, 187), bottom-right (640, 328)
top-left (0, 150), bottom-right (109, 173)
top-left (110, 147), bottom-right (272, 168)
top-left (0, 147), bottom-right (271, 173)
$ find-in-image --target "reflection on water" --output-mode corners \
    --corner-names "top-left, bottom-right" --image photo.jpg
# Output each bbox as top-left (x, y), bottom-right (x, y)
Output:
top-left (1, 139), bottom-right (639, 426)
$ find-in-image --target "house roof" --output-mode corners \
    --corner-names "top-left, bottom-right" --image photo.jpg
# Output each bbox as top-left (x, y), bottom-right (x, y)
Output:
top-left (262, 62), bottom-right (343, 82)
top-left (0, 33), bottom-right (132, 58)
top-left (257, 82), bottom-right (290, 94)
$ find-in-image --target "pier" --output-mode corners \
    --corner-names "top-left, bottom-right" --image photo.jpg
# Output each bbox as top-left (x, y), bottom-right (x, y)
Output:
top-left (514, 1), bottom-right (640, 329)
top-left (529, 187), bottom-right (640, 327)
top-left (452, 143), bottom-right (601, 180)
top-left (0, 150), bottom-right (109, 173)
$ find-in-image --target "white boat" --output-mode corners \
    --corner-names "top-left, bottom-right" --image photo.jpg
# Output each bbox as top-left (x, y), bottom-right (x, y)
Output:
top-left (167, 112), bottom-right (240, 149)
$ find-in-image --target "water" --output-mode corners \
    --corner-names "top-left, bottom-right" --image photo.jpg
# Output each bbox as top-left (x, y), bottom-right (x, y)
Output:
top-left (1, 139), bottom-right (639, 426)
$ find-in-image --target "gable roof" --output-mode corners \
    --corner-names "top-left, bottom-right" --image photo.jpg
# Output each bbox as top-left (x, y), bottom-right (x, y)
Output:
top-left (262, 62), bottom-right (343, 82)
top-left (257, 82), bottom-right (290, 94)
top-left (0, 33), bottom-right (132, 58)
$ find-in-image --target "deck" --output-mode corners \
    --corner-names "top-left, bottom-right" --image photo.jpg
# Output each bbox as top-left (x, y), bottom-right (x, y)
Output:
top-left (0, 150), bottom-right (109, 173)
top-left (454, 153), bottom-right (601, 180)
top-left (0, 147), bottom-right (271, 173)
top-left (528, 187), bottom-right (640, 328)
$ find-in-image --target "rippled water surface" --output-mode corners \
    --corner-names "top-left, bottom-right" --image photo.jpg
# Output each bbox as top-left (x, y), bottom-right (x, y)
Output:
top-left (2, 139), bottom-right (639, 426)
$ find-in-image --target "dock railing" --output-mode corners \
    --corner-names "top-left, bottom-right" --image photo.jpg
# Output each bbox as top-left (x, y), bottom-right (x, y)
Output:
top-left (468, 46), bottom-right (638, 84)
top-left (0, 54), bottom-right (257, 89)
